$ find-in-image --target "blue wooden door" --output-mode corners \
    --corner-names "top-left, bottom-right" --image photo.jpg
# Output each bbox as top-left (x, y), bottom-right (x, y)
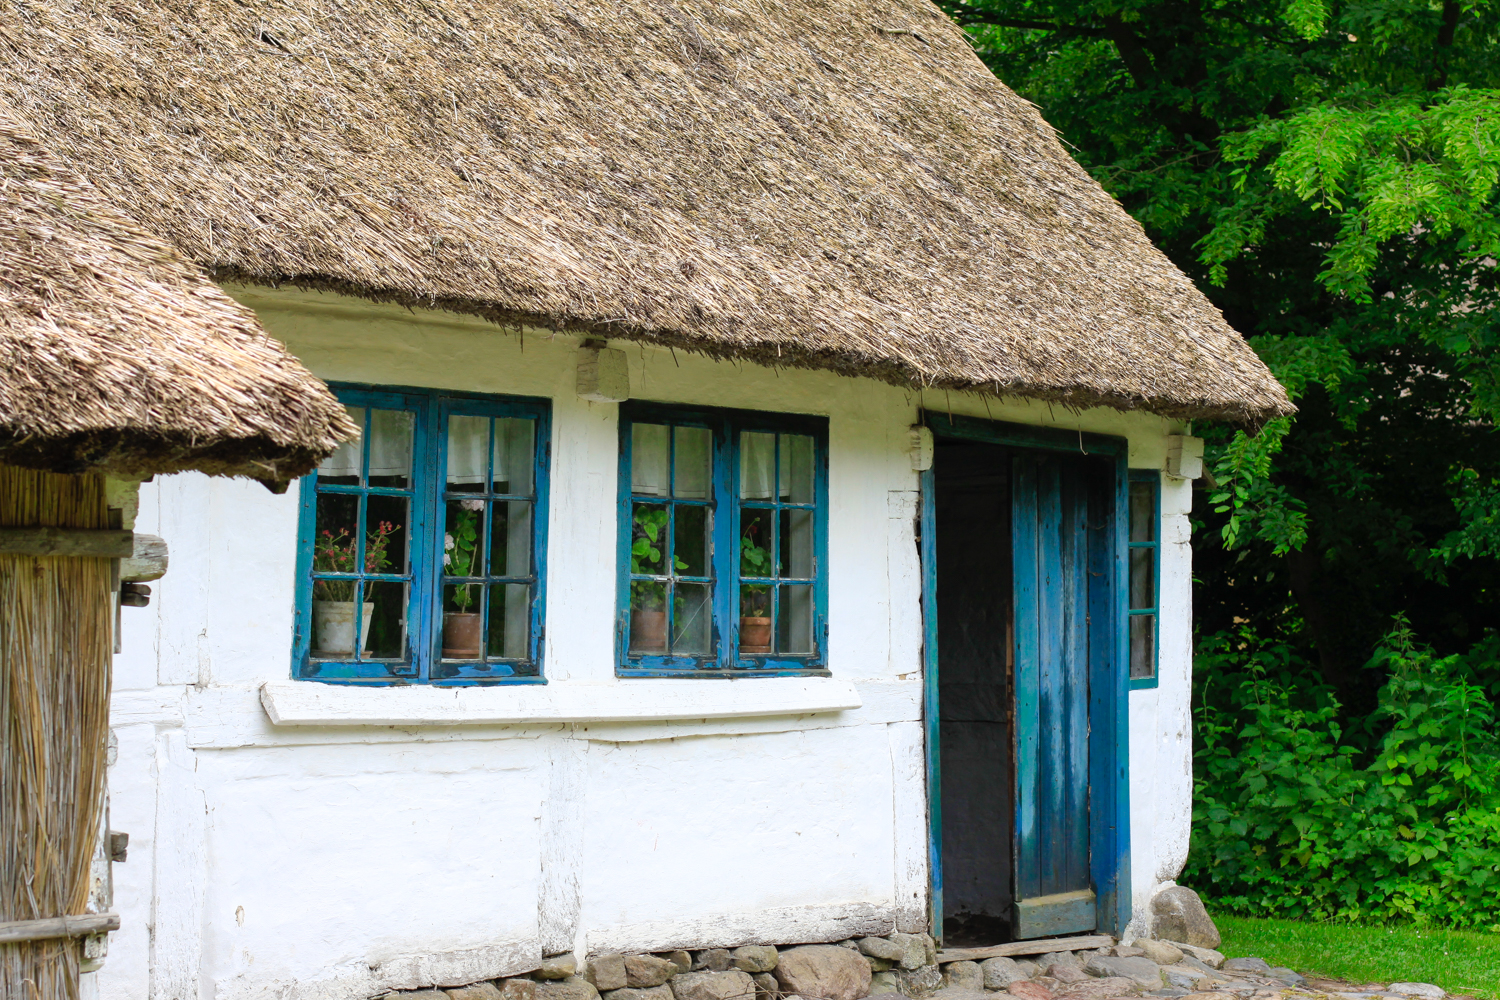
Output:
top-left (1011, 454), bottom-right (1097, 938)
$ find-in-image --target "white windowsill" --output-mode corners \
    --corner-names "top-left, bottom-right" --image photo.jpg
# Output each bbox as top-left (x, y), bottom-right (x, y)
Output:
top-left (259, 677), bottom-right (862, 727)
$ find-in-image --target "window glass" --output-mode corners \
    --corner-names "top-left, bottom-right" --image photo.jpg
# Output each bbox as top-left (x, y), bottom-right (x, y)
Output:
top-left (627, 420), bottom-right (716, 659)
top-left (298, 389), bottom-right (548, 683)
top-left (1128, 473), bottom-right (1160, 685)
top-left (620, 407), bottom-right (825, 674)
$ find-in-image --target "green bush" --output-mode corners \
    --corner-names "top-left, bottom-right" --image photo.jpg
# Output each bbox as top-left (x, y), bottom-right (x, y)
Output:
top-left (1184, 622), bottom-right (1500, 929)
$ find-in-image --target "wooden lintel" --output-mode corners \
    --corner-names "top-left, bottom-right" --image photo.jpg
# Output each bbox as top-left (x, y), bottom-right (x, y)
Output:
top-left (0, 912), bottom-right (120, 944)
top-left (935, 934), bottom-right (1115, 964)
top-left (0, 527), bottom-right (134, 558)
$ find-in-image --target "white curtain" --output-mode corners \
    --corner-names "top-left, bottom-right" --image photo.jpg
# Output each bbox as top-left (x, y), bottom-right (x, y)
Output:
top-left (318, 407), bottom-right (414, 479)
top-left (447, 415), bottom-right (490, 485)
top-left (673, 427), bottom-right (711, 499)
top-left (632, 424), bottom-right (669, 497)
top-left (740, 432), bottom-right (775, 500)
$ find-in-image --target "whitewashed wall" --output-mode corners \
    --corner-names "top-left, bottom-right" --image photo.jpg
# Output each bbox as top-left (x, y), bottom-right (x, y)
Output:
top-left (99, 289), bottom-right (1193, 1000)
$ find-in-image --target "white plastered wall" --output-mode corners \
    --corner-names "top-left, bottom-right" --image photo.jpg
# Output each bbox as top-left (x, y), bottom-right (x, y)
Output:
top-left (99, 288), bottom-right (1192, 1000)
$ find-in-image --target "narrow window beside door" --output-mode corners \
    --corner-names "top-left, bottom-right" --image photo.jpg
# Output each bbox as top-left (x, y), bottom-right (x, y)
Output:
top-left (1128, 470), bottom-right (1160, 688)
top-left (617, 403), bottom-right (828, 675)
top-left (293, 385), bottom-right (551, 683)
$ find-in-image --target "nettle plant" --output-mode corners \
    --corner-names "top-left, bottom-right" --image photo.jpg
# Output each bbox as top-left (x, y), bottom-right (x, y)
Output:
top-left (1187, 619), bottom-right (1500, 929)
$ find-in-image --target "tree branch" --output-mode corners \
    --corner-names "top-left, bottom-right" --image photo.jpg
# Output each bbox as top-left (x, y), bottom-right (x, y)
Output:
top-left (1430, 0), bottom-right (1461, 90)
top-left (1102, 14), bottom-right (1158, 88)
top-left (941, 2), bottom-right (1109, 36)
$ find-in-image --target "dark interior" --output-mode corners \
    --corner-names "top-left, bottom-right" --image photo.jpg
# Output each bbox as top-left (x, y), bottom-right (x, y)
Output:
top-left (934, 439), bottom-right (1015, 947)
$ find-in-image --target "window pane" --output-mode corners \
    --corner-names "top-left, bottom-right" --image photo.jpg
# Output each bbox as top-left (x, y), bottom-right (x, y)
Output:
top-left (368, 409), bottom-right (414, 488)
top-left (491, 500), bottom-right (532, 580)
top-left (494, 418), bottom-right (535, 496)
top-left (629, 582), bottom-right (668, 653)
top-left (739, 585), bottom-right (772, 653)
top-left (364, 580), bottom-right (407, 659)
top-left (1129, 480), bottom-right (1156, 542)
top-left (317, 405), bottom-right (365, 484)
top-left (1130, 614), bottom-right (1156, 680)
top-left (780, 508), bottom-right (813, 578)
top-left (740, 431), bottom-right (775, 499)
top-left (631, 503), bottom-right (668, 575)
top-left (311, 580), bottom-right (374, 658)
top-left (488, 583), bottom-right (530, 659)
top-left (447, 414), bottom-right (490, 492)
top-left (778, 584), bottom-right (814, 654)
top-left (1130, 547), bottom-right (1155, 610)
top-left (365, 494), bottom-right (409, 576)
top-left (780, 434), bottom-right (815, 503)
top-left (445, 498), bottom-right (485, 578)
top-left (674, 426), bottom-right (711, 499)
top-left (313, 492), bottom-right (359, 600)
top-left (441, 584), bottom-right (483, 659)
top-left (675, 504), bottom-right (710, 578)
top-left (740, 508), bottom-right (773, 578)
top-left (673, 583), bottom-right (713, 654)
top-left (632, 424), bottom-right (669, 497)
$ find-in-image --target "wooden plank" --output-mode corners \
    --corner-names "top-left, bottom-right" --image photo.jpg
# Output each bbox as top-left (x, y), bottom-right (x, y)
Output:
top-left (0, 527), bottom-right (133, 557)
top-left (1010, 455), bottom-right (1041, 902)
top-left (0, 912), bottom-right (120, 944)
top-left (935, 934), bottom-right (1114, 964)
top-left (1015, 888), bottom-right (1096, 940)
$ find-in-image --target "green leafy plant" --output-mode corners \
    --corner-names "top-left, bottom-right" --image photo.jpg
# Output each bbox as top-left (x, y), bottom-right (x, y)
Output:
top-left (1186, 619), bottom-right (1500, 929)
top-left (312, 522), bottom-right (400, 601)
top-left (739, 519), bottom-right (772, 617)
top-left (444, 502), bottom-right (481, 611)
top-left (631, 506), bottom-right (685, 611)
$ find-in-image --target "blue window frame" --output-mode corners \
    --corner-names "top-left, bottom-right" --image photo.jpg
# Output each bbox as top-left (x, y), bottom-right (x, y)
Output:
top-left (293, 384), bottom-right (550, 684)
top-left (1128, 470), bottom-right (1160, 689)
top-left (616, 402), bottom-right (829, 676)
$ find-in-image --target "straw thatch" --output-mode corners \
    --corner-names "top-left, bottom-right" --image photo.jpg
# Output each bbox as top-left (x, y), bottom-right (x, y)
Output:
top-left (0, 104), bottom-right (356, 481)
top-left (0, 0), bottom-right (1291, 425)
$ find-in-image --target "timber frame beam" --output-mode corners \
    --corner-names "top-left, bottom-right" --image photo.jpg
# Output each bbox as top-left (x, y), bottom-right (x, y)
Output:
top-left (0, 913), bottom-right (120, 945)
top-left (0, 527), bottom-right (134, 557)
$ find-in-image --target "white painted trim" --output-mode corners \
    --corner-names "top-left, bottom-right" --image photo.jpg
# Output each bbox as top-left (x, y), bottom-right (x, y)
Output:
top-left (259, 677), bottom-right (863, 727)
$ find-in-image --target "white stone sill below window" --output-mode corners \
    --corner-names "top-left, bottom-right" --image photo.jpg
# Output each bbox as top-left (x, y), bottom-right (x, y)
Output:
top-left (259, 677), bottom-right (862, 727)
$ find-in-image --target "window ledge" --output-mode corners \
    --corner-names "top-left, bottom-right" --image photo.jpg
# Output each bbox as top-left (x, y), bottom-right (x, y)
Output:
top-left (259, 677), bottom-right (862, 727)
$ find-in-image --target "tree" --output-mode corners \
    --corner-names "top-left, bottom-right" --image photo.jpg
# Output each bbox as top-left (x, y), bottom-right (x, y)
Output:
top-left (941, 0), bottom-right (1500, 710)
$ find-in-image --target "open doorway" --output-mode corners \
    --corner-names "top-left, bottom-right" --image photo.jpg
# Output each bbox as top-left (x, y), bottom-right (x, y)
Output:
top-left (927, 421), bottom-right (1120, 946)
top-left (934, 439), bottom-right (1014, 946)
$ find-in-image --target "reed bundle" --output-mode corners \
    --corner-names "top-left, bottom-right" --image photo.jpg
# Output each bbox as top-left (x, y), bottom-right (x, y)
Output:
top-left (0, 465), bottom-right (112, 1000)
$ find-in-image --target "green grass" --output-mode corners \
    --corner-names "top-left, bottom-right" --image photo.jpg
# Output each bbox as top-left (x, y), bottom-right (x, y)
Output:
top-left (1214, 915), bottom-right (1500, 1000)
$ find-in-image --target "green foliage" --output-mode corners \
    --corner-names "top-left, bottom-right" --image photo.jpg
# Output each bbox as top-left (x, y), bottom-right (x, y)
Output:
top-left (740, 521), bottom-right (773, 616)
top-left (1186, 620), bottom-right (1500, 928)
top-left (445, 505), bottom-right (480, 611)
top-left (941, 0), bottom-right (1500, 692)
top-left (630, 506), bottom-right (687, 611)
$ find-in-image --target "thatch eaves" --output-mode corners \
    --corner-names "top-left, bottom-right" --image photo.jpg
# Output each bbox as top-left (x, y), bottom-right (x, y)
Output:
top-left (0, 0), bottom-right (1292, 425)
top-left (0, 103), bottom-right (356, 481)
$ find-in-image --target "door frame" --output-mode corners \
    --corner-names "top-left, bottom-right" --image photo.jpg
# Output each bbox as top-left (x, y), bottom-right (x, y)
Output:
top-left (919, 411), bottom-right (1132, 941)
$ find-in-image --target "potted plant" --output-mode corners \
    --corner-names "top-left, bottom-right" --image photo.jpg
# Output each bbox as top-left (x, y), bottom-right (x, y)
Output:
top-left (312, 521), bottom-right (399, 657)
top-left (739, 522), bottom-right (773, 654)
top-left (629, 506), bottom-right (685, 653)
top-left (442, 501), bottom-right (483, 658)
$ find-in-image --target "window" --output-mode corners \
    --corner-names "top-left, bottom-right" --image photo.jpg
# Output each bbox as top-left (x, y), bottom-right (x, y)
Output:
top-left (617, 403), bottom-right (828, 675)
top-left (1128, 470), bottom-right (1160, 688)
top-left (293, 385), bottom-right (550, 683)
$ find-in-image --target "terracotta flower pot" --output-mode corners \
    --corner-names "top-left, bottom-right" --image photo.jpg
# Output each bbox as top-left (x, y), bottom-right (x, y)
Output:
top-left (630, 609), bottom-right (667, 653)
top-left (442, 612), bottom-right (483, 659)
top-left (740, 616), bottom-right (772, 654)
top-left (312, 600), bottom-right (374, 658)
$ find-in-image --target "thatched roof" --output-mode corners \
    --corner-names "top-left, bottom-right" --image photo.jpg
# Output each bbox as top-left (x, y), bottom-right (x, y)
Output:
top-left (0, 103), bottom-right (356, 481)
top-left (0, 0), bottom-right (1291, 425)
